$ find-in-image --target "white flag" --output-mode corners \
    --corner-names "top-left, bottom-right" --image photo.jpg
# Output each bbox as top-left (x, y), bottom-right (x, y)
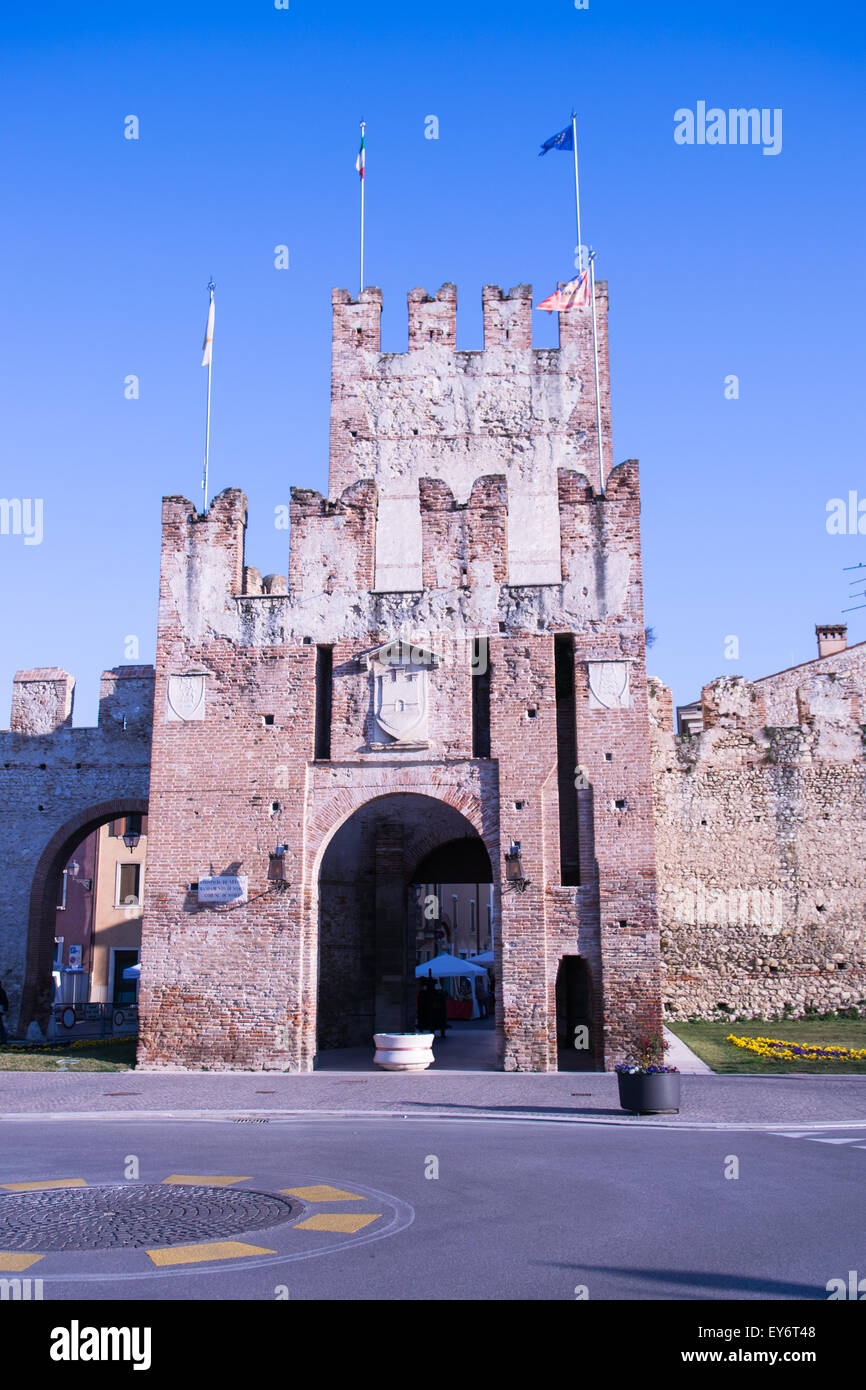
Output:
top-left (201, 290), bottom-right (215, 367)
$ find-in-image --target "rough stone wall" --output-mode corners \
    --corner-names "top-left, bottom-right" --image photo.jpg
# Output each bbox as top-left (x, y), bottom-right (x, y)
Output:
top-left (756, 640), bottom-right (866, 726)
top-left (0, 666), bottom-right (153, 1033)
top-left (651, 673), bottom-right (866, 1020)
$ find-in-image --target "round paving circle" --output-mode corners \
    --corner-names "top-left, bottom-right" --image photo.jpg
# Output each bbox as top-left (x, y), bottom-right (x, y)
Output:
top-left (0, 1185), bottom-right (298, 1252)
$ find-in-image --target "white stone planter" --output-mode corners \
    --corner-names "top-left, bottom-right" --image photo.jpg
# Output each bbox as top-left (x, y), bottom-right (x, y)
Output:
top-left (373, 1032), bottom-right (435, 1071)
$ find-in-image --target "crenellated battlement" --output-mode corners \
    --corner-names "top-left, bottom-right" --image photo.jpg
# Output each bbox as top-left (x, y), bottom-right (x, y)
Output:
top-left (408, 283), bottom-right (457, 350)
top-left (8, 666), bottom-right (155, 736)
top-left (156, 457), bottom-right (643, 652)
top-left (329, 280), bottom-right (612, 590)
top-left (331, 280), bottom-right (592, 360)
top-left (289, 479), bottom-right (377, 596)
top-left (481, 284), bottom-right (534, 350)
top-left (419, 474), bottom-right (509, 590)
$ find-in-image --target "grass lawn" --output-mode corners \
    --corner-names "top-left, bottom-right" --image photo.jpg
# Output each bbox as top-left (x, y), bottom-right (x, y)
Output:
top-left (0, 1039), bottom-right (136, 1072)
top-left (668, 1019), bottom-right (866, 1074)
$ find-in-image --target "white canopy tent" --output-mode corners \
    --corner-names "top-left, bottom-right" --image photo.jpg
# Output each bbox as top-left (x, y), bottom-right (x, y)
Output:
top-left (415, 952), bottom-right (487, 1019)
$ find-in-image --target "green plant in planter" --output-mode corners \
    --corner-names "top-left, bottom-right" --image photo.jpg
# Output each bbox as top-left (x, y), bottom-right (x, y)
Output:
top-left (615, 1031), bottom-right (680, 1114)
top-left (614, 1032), bottom-right (678, 1075)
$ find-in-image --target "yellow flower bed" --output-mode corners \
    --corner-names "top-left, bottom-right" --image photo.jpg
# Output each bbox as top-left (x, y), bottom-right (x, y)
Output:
top-left (726, 1033), bottom-right (866, 1062)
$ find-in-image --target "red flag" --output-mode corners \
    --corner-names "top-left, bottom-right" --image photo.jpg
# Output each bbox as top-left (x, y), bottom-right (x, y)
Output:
top-left (536, 269), bottom-right (590, 313)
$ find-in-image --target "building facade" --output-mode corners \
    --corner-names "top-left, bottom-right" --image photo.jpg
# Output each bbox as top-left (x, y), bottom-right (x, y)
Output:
top-left (135, 280), bottom-right (662, 1072)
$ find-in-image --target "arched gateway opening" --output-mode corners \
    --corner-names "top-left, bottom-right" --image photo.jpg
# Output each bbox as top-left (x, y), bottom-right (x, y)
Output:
top-left (316, 794), bottom-right (496, 1065)
top-left (20, 799), bottom-right (149, 1037)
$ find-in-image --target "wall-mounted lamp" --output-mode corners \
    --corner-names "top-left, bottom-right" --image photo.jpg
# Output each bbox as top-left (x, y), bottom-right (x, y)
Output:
top-left (67, 862), bottom-right (93, 892)
top-left (122, 815), bottom-right (142, 853)
top-left (268, 844), bottom-right (290, 891)
top-left (503, 840), bottom-right (530, 894)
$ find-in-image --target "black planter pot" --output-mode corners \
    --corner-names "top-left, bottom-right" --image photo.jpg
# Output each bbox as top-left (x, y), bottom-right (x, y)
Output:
top-left (617, 1070), bottom-right (681, 1115)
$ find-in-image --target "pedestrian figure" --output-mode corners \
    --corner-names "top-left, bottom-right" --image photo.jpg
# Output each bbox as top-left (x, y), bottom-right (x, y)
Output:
top-left (0, 979), bottom-right (9, 1046)
top-left (416, 977), bottom-right (434, 1032)
top-left (476, 971), bottom-right (489, 1019)
top-left (432, 984), bottom-right (448, 1039)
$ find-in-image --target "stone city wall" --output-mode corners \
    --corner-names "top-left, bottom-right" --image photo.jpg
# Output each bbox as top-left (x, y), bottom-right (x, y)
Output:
top-left (650, 673), bottom-right (866, 1020)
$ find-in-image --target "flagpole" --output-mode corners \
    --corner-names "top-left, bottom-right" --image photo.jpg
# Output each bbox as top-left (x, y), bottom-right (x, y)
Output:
top-left (588, 251), bottom-right (604, 494)
top-left (203, 279), bottom-right (215, 511)
top-left (570, 114), bottom-right (603, 492)
top-left (359, 120), bottom-right (366, 294)
top-left (571, 111), bottom-right (583, 270)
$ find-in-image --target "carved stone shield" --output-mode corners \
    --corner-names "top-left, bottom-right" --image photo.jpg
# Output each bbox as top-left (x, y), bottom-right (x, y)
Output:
top-left (166, 673), bottom-right (206, 722)
top-left (375, 664), bottom-right (427, 740)
top-left (587, 661), bottom-right (631, 711)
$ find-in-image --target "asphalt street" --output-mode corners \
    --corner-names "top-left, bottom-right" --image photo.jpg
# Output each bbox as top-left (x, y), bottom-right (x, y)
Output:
top-left (1, 1114), bottom-right (863, 1301)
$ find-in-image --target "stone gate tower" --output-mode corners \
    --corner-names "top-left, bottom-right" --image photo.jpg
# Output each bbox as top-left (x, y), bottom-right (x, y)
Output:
top-left (138, 280), bottom-right (661, 1071)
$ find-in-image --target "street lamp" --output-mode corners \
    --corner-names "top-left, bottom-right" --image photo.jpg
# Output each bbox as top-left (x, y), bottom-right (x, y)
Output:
top-left (503, 840), bottom-right (530, 894)
top-left (122, 820), bottom-right (141, 853)
top-left (268, 844), bottom-right (290, 890)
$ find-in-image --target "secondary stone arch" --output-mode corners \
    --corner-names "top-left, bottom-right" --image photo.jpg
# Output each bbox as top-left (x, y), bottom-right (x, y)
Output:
top-left (20, 797), bottom-right (149, 1036)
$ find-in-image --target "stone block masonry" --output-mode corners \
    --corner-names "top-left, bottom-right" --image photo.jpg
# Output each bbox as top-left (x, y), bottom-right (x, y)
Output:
top-left (650, 672), bottom-right (866, 1020)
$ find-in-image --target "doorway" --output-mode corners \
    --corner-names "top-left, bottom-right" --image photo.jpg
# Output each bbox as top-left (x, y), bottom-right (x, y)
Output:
top-left (555, 955), bottom-right (593, 1071)
top-left (316, 793), bottom-right (497, 1067)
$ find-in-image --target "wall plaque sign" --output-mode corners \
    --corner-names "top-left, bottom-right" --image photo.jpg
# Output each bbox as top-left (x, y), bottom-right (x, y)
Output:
top-left (197, 874), bottom-right (248, 905)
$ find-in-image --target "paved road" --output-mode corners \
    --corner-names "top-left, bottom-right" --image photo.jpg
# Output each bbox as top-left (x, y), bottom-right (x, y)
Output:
top-left (2, 1070), bottom-right (865, 1125)
top-left (1, 1115), bottom-right (863, 1301)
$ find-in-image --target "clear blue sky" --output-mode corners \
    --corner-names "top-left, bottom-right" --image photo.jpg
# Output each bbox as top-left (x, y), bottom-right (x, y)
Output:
top-left (1, 0), bottom-right (864, 724)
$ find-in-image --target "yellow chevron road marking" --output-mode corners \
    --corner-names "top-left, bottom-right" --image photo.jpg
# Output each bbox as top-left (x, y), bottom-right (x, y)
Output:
top-left (0, 1253), bottom-right (44, 1271)
top-left (160, 1175), bottom-right (251, 1186)
top-left (147, 1241), bottom-right (275, 1266)
top-left (294, 1213), bottom-right (381, 1234)
top-left (0, 1179), bottom-right (87, 1191)
top-left (281, 1185), bottom-right (363, 1202)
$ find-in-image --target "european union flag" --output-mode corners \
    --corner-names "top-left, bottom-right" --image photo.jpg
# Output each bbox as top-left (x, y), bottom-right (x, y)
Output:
top-left (539, 124), bottom-right (574, 156)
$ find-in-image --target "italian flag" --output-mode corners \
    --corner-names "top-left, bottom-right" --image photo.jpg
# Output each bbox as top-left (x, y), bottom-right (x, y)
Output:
top-left (355, 131), bottom-right (365, 180)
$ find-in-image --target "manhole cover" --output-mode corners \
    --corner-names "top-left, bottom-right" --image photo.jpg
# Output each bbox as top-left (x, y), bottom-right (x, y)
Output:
top-left (0, 1184), bottom-right (298, 1251)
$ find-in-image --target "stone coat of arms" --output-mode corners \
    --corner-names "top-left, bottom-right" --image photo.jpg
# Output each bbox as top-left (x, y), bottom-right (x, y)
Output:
top-left (362, 639), bottom-right (440, 746)
top-left (375, 664), bottom-right (427, 741)
top-left (166, 672), bottom-right (207, 722)
top-left (587, 661), bottom-right (631, 711)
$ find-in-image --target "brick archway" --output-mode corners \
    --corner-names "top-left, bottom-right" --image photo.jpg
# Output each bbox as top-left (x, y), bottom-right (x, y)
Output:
top-left (307, 780), bottom-right (495, 885)
top-left (312, 791), bottom-right (498, 1057)
top-left (19, 798), bottom-right (149, 1035)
